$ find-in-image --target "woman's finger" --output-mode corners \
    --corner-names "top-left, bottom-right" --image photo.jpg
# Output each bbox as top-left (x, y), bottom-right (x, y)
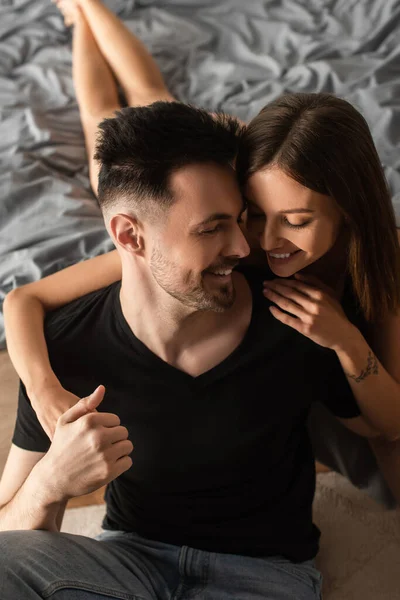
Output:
top-left (294, 273), bottom-right (335, 295)
top-left (263, 281), bottom-right (319, 314)
top-left (269, 306), bottom-right (303, 332)
top-left (263, 286), bottom-right (309, 318)
top-left (264, 278), bottom-right (324, 302)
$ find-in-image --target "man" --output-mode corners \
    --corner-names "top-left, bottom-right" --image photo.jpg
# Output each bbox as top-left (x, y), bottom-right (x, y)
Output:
top-left (0, 102), bottom-right (362, 599)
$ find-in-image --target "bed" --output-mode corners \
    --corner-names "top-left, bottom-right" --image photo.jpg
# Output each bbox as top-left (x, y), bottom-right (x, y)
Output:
top-left (1, 3), bottom-right (400, 597)
top-left (1, 0), bottom-right (400, 347)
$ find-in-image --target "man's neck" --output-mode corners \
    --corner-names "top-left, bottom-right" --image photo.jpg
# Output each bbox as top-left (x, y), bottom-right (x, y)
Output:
top-left (119, 265), bottom-right (252, 370)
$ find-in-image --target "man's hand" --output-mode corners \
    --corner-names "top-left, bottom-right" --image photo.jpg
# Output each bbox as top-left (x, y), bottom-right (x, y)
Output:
top-left (30, 385), bottom-right (82, 440)
top-left (39, 386), bottom-right (133, 503)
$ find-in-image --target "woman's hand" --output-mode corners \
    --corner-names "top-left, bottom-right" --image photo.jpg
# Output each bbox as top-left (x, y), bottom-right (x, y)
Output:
top-left (30, 384), bottom-right (83, 441)
top-left (263, 273), bottom-right (360, 351)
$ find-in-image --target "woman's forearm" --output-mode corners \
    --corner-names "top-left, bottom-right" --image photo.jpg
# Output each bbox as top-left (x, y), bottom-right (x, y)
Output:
top-left (336, 331), bottom-right (400, 440)
top-left (3, 290), bottom-right (60, 397)
top-left (4, 252), bottom-right (122, 398)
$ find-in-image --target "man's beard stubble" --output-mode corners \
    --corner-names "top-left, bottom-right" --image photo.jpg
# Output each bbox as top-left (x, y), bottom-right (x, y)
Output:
top-left (149, 245), bottom-right (236, 312)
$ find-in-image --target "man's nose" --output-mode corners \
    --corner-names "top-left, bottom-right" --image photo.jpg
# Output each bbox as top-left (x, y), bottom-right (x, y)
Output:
top-left (228, 223), bottom-right (251, 258)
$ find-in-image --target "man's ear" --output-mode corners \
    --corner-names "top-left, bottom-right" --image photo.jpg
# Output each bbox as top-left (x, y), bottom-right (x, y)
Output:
top-left (109, 213), bottom-right (145, 255)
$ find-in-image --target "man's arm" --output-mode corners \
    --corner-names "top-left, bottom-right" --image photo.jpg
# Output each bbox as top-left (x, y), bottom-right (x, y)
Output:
top-left (0, 388), bottom-right (133, 531)
top-left (0, 445), bottom-right (65, 531)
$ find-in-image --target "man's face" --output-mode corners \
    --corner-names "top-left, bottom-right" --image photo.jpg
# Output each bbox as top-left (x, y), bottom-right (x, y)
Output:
top-left (148, 163), bottom-right (250, 312)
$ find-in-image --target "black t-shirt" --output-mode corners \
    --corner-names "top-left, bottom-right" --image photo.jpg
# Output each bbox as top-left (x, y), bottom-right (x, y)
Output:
top-left (12, 266), bottom-right (360, 561)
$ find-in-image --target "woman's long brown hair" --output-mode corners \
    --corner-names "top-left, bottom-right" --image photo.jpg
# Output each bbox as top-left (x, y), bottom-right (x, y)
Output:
top-left (236, 93), bottom-right (400, 322)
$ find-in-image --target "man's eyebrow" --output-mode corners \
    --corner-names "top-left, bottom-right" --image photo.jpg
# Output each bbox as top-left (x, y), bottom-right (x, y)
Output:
top-left (192, 204), bottom-right (247, 229)
top-left (193, 213), bottom-right (234, 228)
top-left (279, 208), bottom-right (315, 214)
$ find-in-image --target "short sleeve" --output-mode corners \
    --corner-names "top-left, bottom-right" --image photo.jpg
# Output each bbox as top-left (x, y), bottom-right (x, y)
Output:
top-left (313, 348), bottom-right (361, 419)
top-left (12, 382), bottom-right (51, 452)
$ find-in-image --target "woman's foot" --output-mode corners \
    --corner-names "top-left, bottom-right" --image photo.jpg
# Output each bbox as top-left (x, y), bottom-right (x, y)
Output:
top-left (52, 0), bottom-right (82, 27)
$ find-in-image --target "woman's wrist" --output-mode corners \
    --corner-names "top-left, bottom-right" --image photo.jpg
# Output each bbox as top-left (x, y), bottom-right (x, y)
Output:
top-left (333, 327), bottom-right (374, 378)
top-left (331, 324), bottom-right (364, 355)
top-left (27, 374), bottom-right (63, 406)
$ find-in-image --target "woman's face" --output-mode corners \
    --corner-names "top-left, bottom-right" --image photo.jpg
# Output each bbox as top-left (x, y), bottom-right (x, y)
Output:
top-left (245, 167), bottom-right (343, 277)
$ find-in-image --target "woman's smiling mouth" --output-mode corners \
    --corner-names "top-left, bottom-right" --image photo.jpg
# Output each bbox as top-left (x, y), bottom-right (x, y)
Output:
top-left (267, 249), bottom-right (302, 265)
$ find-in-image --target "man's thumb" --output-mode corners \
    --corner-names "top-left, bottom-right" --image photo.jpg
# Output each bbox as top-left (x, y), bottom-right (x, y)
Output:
top-left (84, 385), bottom-right (106, 411)
top-left (62, 385), bottom-right (106, 424)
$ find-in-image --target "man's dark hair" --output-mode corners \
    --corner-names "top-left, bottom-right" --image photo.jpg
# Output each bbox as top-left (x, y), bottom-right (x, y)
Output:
top-left (94, 101), bottom-right (243, 218)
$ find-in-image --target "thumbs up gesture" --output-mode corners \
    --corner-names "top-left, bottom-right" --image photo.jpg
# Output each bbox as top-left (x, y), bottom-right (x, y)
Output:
top-left (42, 386), bottom-right (133, 502)
top-left (30, 384), bottom-right (85, 441)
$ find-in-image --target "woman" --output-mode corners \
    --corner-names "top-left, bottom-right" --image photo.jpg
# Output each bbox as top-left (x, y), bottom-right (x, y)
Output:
top-left (4, 0), bottom-right (400, 506)
top-left (236, 94), bottom-right (400, 507)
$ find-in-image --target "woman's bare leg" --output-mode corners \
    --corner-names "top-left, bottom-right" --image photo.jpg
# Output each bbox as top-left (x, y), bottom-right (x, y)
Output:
top-left (66, 4), bottom-right (121, 195)
top-left (66, 0), bottom-right (175, 106)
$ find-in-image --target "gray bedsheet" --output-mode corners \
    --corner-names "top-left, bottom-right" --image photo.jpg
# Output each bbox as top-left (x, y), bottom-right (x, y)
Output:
top-left (1, 0), bottom-right (400, 348)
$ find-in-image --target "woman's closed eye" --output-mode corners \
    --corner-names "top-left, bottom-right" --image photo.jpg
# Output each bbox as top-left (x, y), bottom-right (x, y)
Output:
top-left (247, 212), bottom-right (312, 229)
top-left (283, 217), bottom-right (313, 230)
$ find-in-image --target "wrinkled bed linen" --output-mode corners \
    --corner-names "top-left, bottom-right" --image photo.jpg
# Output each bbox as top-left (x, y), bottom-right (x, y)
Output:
top-left (1, 0), bottom-right (400, 347)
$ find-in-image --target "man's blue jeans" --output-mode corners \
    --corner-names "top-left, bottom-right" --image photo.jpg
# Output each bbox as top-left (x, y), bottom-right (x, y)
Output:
top-left (0, 529), bottom-right (322, 599)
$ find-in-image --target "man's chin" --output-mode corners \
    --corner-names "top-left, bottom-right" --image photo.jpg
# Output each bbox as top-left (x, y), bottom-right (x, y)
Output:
top-left (210, 286), bottom-right (236, 311)
top-left (191, 287), bottom-right (235, 312)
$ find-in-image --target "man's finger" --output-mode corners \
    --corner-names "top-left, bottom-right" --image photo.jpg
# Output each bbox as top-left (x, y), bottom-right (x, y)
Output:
top-left (84, 411), bottom-right (121, 429)
top-left (109, 439), bottom-right (134, 461)
top-left (60, 385), bottom-right (105, 425)
top-left (84, 385), bottom-right (106, 411)
top-left (107, 425), bottom-right (130, 444)
top-left (113, 455), bottom-right (134, 479)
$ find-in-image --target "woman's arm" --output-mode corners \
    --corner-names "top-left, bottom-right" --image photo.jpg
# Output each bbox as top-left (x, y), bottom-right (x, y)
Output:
top-left (334, 311), bottom-right (400, 440)
top-left (347, 308), bottom-right (400, 506)
top-left (3, 250), bottom-right (122, 436)
top-left (336, 232), bottom-right (400, 439)
top-left (263, 273), bottom-right (400, 440)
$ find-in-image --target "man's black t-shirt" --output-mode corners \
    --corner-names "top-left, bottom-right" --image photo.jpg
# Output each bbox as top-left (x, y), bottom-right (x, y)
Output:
top-left (12, 267), bottom-right (360, 561)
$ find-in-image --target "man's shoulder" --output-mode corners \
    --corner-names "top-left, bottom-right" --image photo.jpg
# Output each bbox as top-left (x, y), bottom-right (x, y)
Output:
top-left (44, 281), bottom-right (121, 343)
top-left (235, 265), bottom-right (324, 360)
top-left (234, 265), bottom-right (271, 312)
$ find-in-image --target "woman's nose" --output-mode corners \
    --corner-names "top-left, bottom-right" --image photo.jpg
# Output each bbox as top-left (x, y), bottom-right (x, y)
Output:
top-left (261, 223), bottom-right (282, 251)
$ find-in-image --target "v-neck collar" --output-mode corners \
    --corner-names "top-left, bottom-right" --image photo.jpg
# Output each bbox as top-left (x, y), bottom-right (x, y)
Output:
top-left (111, 281), bottom-right (256, 387)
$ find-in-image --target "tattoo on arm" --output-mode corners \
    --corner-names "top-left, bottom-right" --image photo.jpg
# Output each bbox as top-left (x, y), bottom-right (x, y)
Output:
top-left (346, 350), bottom-right (379, 383)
